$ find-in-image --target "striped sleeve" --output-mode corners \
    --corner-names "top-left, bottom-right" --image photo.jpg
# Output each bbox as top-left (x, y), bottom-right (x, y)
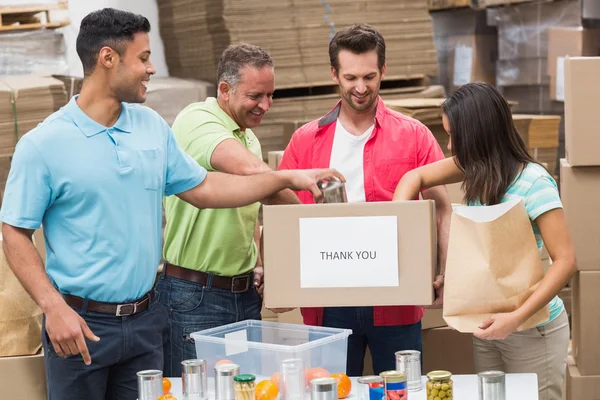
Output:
top-left (524, 175), bottom-right (563, 220)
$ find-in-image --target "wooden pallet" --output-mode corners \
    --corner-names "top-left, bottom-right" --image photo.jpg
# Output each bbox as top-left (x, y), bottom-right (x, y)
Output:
top-left (0, 1), bottom-right (69, 32)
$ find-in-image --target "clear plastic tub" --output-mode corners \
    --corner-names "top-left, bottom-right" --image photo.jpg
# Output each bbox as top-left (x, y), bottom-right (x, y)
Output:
top-left (191, 320), bottom-right (351, 379)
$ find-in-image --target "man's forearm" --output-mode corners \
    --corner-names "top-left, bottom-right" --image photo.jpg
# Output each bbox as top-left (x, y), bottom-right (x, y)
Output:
top-left (2, 224), bottom-right (64, 314)
top-left (179, 170), bottom-right (293, 209)
top-left (263, 188), bottom-right (301, 205)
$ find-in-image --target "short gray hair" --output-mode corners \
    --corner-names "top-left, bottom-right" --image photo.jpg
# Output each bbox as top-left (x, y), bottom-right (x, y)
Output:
top-left (216, 43), bottom-right (273, 92)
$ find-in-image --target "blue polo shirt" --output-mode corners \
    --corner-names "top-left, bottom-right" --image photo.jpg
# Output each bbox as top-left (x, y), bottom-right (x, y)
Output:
top-left (0, 96), bottom-right (206, 303)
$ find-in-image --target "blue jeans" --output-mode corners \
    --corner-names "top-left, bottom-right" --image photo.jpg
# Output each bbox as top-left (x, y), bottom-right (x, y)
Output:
top-left (42, 296), bottom-right (167, 400)
top-left (322, 306), bottom-right (422, 376)
top-left (156, 273), bottom-right (263, 377)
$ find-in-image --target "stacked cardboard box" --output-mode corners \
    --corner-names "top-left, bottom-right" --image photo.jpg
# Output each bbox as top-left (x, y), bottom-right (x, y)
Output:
top-left (560, 57), bottom-right (600, 400)
top-left (157, 0), bottom-right (438, 89)
top-left (492, 0), bottom-right (580, 114)
top-left (144, 77), bottom-right (216, 126)
top-left (430, 8), bottom-right (497, 94)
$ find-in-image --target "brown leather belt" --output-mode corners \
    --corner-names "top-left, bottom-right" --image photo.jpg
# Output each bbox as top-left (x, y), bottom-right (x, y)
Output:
top-left (164, 263), bottom-right (252, 293)
top-left (62, 290), bottom-right (155, 317)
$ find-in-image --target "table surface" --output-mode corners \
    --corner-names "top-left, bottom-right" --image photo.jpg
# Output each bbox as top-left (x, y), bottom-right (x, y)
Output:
top-left (166, 373), bottom-right (538, 400)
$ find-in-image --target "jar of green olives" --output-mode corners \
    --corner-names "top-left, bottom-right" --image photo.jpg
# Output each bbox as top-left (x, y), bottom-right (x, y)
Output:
top-left (426, 370), bottom-right (453, 400)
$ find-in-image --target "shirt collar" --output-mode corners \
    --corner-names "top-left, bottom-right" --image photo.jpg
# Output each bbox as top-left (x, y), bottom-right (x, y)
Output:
top-left (204, 97), bottom-right (243, 137)
top-left (317, 96), bottom-right (385, 134)
top-left (65, 95), bottom-right (132, 137)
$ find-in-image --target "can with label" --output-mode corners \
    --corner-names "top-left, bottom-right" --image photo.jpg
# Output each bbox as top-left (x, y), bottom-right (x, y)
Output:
top-left (380, 370), bottom-right (407, 400)
top-left (357, 376), bottom-right (384, 400)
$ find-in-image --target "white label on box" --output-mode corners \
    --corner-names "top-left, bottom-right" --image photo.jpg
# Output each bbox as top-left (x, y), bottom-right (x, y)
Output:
top-left (299, 216), bottom-right (399, 288)
top-left (453, 45), bottom-right (473, 87)
top-left (556, 57), bottom-right (565, 102)
top-left (224, 329), bottom-right (248, 356)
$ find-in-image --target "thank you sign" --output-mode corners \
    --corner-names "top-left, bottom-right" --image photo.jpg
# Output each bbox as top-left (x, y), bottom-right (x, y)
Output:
top-left (299, 216), bottom-right (399, 288)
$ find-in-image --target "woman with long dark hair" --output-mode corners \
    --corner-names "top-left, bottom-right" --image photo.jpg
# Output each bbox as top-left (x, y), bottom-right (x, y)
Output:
top-left (393, 82), bottom-right (576, 400)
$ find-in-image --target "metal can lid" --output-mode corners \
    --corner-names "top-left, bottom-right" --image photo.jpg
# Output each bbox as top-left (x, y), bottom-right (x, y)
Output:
top-left (311, 377), bottom-right (338, 391)
top-left (478, 370), bottom-right (505, 383)
top-left (427, 370), bottom-right (452, 381)
top-left (379, 370), bottom-right (407, 382)
top-left (234, 374), bottom-right (256, 383)
top-left (395, 350), bottom-right (421, 360)
top-left (357, 376), bottom-right (384, 384)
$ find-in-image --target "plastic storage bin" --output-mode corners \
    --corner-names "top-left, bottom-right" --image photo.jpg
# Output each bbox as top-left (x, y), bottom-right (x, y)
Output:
top-left (191, 320), bottom-right (351, 379)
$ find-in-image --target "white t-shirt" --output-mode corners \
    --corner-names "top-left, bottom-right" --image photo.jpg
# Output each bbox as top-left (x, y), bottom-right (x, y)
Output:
top-left (329, 119), bottom-right (374, 203)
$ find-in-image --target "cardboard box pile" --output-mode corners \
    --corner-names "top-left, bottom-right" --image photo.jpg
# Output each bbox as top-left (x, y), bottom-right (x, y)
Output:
top-left (0, 30), bottom-right (68, 76)
top-left (143, 77), bottom-right (216, 126)
top-left (0, 75), bottom-right (67, 157)
top-left (430, 8), bottom-right (497, 94)
top-left (492, 0), bottom-right (580, 114)
top-left (560, 56), bottom-right (600, 400)
top-left (512, 114), bottom-right (561, 176)
top-left (157, 0), bottom-right (438, 89)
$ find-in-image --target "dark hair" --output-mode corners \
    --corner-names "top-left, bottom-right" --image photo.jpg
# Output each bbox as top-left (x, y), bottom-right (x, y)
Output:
top-left (329, 24), bottom-right (386, 73)
top-left (76, 8), bottom-right (150, 75)
top-left (216, 44), bottom-right (273, 90)
top-left (442, 82), bottom-right (539, 205)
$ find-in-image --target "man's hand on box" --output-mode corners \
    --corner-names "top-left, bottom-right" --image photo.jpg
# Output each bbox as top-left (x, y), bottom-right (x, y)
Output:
top-left (267, 307), bottom-right (296, 314)
top-left (253, 265), bottom-right (264, 296)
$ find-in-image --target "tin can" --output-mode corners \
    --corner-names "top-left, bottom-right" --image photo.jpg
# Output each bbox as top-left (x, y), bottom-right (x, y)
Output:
top-left (137, 369), bottom-right (163, 400)
top-left (214, 363), bottom-right (240, 400)
top-left (478, 370), bottom-right (506, 400)
top-left (357, 376), bottom-right (384, 400)
top-left (181, 359), bottom-right (208, 400)
top-left (317, 177), bottom-right (348, 203)
top-left (380, 370), bottom-right (407, 400)
top-left (310, 377), bottom-right (338, 400)
top-left (395, 350), bottom-right (422, 392)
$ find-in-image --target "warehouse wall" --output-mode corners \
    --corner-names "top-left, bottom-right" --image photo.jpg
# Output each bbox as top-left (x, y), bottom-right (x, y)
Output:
top-left (3, 0), bottom-right (169, 77)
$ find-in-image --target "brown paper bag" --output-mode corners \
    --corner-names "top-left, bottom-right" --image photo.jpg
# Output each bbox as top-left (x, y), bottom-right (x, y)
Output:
top-left (443, 198), bottom-right (549, 332)
top-left (0, 234), bottom-right (43, 356)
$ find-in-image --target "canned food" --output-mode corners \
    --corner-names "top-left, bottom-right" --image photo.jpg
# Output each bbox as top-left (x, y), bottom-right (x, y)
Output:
top-left (380, 370), bottom-right (407, 400)
top-left (357, 376), bottom-right (384, 400)
top-left (310, 377), bottom-right (338, 400)
top-left (317, 177), bottom-right (348, 203)
top-left (395, 350), bottom-right (422, 392)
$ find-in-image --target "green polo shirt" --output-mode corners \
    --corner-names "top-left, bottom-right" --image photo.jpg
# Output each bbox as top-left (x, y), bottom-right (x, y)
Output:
top-left (163, 97), bottom-right (262, 276)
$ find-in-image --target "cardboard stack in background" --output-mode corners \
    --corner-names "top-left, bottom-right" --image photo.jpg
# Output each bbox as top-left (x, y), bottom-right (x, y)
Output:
top-left (430, 7), bottom-right (497, 95)
top-left (0, 30), bottom-right (68, 76)
top-left (157, 0), bottom-right (438, 89)
top-left (491, 0), bottom-right (580, 115)
top-left (560, 56), bottom-right (600, 400)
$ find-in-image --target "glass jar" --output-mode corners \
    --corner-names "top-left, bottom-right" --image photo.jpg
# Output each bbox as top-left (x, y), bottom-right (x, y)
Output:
top-left (233, 374), bottom-right (256, 400)
top-left (426, 370), bottom-right (453, 400)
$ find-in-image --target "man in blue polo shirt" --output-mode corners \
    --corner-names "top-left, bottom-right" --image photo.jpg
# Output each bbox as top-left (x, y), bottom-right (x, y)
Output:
top-left (0, 9), bottom-right (341, 400)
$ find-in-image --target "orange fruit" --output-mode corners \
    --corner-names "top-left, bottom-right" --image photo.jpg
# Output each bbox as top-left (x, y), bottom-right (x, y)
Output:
top-left (162, 377), bottom-right (172, 395)
top-left (216, 359), bottom-right (234, 366)
top-left (158, 395), bottom-right (178, 400)
top-left (331, 373), bottom-right (351, 399)
top-left (256, 379), bottom-right (279, 400)
top-left (270, 372), bottom-right (280, 388)
top-left (306, 367), bottom-right (330, 386)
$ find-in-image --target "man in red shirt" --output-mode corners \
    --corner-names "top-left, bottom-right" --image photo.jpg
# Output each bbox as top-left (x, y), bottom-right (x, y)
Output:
top-left (278, 24), bottom-right (452, 375)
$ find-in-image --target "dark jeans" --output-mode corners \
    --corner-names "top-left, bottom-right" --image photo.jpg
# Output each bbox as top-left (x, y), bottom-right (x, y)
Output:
top-left (322, 306), bottom-right (422, 376)
top-left (156, 273), bottom-right (263, 377)
top-left (42, 297), bottom-right (167, 400)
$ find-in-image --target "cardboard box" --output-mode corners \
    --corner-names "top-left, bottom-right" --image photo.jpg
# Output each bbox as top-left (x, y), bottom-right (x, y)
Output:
top-left (567, 362), bottom-right (600, 400)
top-left (560, 159), bottom-right (600, 270)
top-left (548, 27), bottom-right (600, 101)
top-left (571, 271), bottom-right (600, 375)
top-left (583, 0), bottom-right (600, 28)
top-left (263, 201), bottom-right (436, 308)
top-left (268, 151), bottom-right (284, 171)
top-left (0, 351), bottom-right (46, 400)
top-left (564, 57), bottom-right (600, 166)
top-left (421, 327), bottom-right (475, 374)
top-left (421, 308), bottom-right (447, 330)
